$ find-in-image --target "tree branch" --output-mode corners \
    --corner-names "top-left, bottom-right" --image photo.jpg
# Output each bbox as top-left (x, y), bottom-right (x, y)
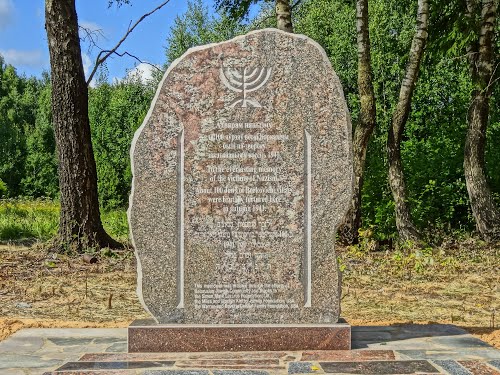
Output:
top-left (86, 0), bottom-right (171, 85)
top-left (113, 51), bottom-right (162, 73)
top-left (291, 0), bottom-right (302, 10)
top-left (251, 12), bottom-right (276, 29)
top-left (79, 25), bottom-right (106, 55)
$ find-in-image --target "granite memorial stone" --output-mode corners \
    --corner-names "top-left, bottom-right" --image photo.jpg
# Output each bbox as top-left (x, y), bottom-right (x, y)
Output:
top-left (128, 28), bottom-right (353, 349)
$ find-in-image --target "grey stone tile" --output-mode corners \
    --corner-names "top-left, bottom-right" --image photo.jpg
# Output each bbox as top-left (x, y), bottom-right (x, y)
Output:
top-left (489, 360), bottom-right (500, 371)
top-left (0, 337), bottom-right (45, 353)
top-left (397, 325), bottom-right (468, 336)
top-left (353, 340), bottom-right (434, 350)
top-left (0, 369), bottom-right (26, 375)
top-left (432, 360), bottom-right (472, 375)
top-left (319, 360), bottom-right (440, 374)
top-left (212, 371), bottom-right (269, 375)
top-left (11, 328), bottom-right (126, 338)
top-left (396, 349), bottom-right (500, 361)
top-left (93, 337), bottom-right (127, 344)
top-left (26, 368), bottom-right (55, 375)
top-left (395, 350), bottom-right (449, 360)
top-left (38, 352), bottom-right (81, 361)
top-left (287, 362), bottom-right (319, 374)
top-left (105, 342), bottom-right (128, 352)
top-left (351, 331), bottom-right (392, 341)
top-left (0, 354), bottom-right (61, 369)
top-left (432, 336), bottom-right (493, 349)
top-left (143, 371), bottom-right (210, 375)
top-left (47, 338), bottom-right (93, 346)
top-left (351, 326), bottom-right (399, 332)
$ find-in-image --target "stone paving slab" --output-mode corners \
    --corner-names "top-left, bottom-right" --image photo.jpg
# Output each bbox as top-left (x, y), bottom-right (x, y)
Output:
top-left (300, 350), bottom-right (395, 361)
top-left (80, 352), bottom-right (294, 362)
top-left (39, 361), bottom-right (500, 375)
top-left (432, 360), bottom-right (473, 375)
top-left (490, 361), bottom-right (500, 371)
top-left (318, 360), bottom-right (440, 374)
top-left (57, 360), bottom-right (175, 371)
top-left (458, 361), bottom-right (500, 375)
top-left (0, 325), bottom-right (498, 374)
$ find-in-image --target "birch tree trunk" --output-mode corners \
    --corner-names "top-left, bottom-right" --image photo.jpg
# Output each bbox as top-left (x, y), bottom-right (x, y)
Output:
top-left (45, 0), bottom-right (121, 252)
top-left (464, 0), bottom-right (500, 241)
top-left (387, 0), bottom-right (429, 243)
top-left (276, 0), bottom-right (293, 32)
top-left (339, 0), bottom-right (377, 244)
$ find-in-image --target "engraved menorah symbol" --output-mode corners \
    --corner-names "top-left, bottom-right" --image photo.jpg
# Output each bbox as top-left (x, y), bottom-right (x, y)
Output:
top-left (220, 66), bottom-right (272, 108)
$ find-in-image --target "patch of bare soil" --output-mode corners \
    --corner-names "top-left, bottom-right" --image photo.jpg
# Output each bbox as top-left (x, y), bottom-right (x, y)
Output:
top-left (0, 243), bottom-right (498, 348)
top-left (0, 244), bottom-right (149, 341)
top-left (339, 242), bottom-right (499, 348)
top-left (0, 318), bottom-right (130, 341)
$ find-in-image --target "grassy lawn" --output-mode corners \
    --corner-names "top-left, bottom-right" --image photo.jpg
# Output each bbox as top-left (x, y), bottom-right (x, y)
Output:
top-left (0, 199), bottom-right (129, 244)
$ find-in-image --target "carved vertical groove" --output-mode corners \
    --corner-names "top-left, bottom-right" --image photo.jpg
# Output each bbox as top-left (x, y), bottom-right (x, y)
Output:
top-left (177, 129), bottom-right (185, 308)
top-left (304, 129), bottom-right (312, 307)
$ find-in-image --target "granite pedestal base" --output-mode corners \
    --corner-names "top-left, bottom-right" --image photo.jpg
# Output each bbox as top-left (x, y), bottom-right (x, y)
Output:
top-left (128, 319), bottom-right (351, 352)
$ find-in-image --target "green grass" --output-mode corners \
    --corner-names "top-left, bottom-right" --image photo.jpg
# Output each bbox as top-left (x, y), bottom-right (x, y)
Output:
top-left (0, 199), bottom-right (129, 243)
top-left (102, 208), bottom-right (129, 241)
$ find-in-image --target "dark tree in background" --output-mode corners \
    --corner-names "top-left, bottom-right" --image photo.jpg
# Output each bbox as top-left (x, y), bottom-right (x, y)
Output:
top-left (339, 0), bottom-right (376, 244)
top-left (463, 0), bottom-right (500, 241)
top-left (386, 0), bottom-right (429, 243)
top-left (45, 0), bottom-right (121, 252)
top-left (215, 0), bottom-right (294, 32)
top-left (44, 0), bottom-right (170, 252)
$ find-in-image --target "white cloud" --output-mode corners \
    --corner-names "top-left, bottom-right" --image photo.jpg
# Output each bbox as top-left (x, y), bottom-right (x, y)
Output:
top-left (0, 49), bottom-right (43, 67)
top-left (81, 53), bottom-right (98, 87)
top-left (82, 53), bottom-right (92, 77)
top-left (125, 63), bottom-right (157, 84)
top-left (0, 0), bottom-right (14, 30)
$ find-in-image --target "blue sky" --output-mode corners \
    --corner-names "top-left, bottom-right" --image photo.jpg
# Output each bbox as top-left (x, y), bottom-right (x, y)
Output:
top-left (0, 0), bottom-right (220, 82)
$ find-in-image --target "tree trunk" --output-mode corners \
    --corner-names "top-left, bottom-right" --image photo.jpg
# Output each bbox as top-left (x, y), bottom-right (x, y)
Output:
top-left (464, 0), bottom-right (500, 242)
top-left (276, 0), bottom-right (293, 32)
top-left (339, 0), bottom-right (376, 244)
top-left (387, 0), bottom-right (429, 243)
top-left (45, 0), bottom-right (121, 252)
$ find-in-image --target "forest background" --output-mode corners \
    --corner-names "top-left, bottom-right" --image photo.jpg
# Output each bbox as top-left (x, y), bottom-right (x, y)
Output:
top-left (1, 0), bottom-right (499, 245)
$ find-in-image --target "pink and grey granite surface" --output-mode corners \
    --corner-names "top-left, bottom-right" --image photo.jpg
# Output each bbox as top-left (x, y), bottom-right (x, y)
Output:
top-left (128, 28), bottom-right (353, 325)
top-left (127, 320), bottom-right (351, 352)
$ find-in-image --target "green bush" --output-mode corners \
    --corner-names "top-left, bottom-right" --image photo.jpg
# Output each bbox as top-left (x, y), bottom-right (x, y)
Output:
top-left (0, 179), bottom-right (7, 198)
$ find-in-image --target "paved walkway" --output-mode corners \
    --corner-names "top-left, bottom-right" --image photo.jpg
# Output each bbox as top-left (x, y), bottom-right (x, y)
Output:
top-left (0, 325), bottom-right (498, 374)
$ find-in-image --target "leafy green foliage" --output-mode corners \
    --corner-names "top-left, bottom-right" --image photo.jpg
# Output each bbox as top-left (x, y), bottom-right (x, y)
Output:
top-left (88, 75), bottom-right (154, 209)
top-left (0, 59), bottom-right (29, 196)
top-left (21, 73), bottom-right (59, 198)
top-left (0, 179), bottom-right (7, 198)
top-left (1, 0), bottom-right (499, 244)
top-left (214, 0), bottom-right (272, 20)
top-left (294, 0), bottom-right (499, 241)
top-left (0, 59), bottom-right (58, 199)
top-left (165, 0), bottom-right (245, 65)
